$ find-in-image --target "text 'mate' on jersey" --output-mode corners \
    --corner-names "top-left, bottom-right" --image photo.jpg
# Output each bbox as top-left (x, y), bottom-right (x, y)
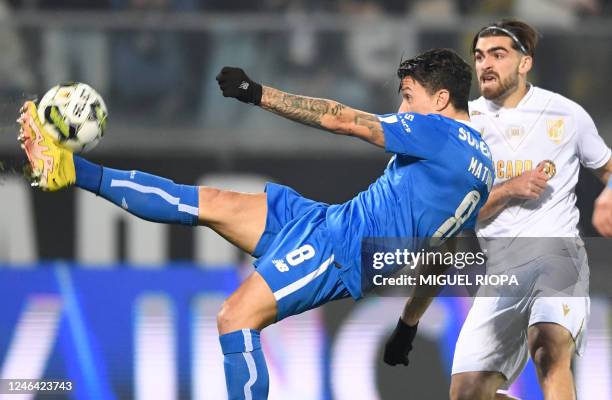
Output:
top-left (325, 112), bottom-right (493, 298)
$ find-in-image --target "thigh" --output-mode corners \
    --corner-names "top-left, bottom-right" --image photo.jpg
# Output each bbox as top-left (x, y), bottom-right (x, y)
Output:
top-left (255, 209), bottom-right (351, 321)
top-left (452, 297), bottom-right (530, 389)
top-left (219, 271), bottom-right (278, 334)
top-left (527, 322), bottom-right (575, 365)
top-left (528, 296), bottom-right (589, 355)
top-left (198, 187), bottom-right (268, 254)
top-left (252, 183), bottom-right (325, 258)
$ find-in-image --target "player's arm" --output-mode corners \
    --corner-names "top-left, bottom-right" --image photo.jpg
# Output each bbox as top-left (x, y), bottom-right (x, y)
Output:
top-left (591, 156), bottom-right (612, 236)
top-left (383, 239), bottom-right (455, 367)
top-left (260, 85), bottom-right (385, 146)
top-left (477, 162), bottom-right (549, 221)
top-left (592, 156), bottom-right (612, 185)
top-left (216, 67), bottom-right (385, 148)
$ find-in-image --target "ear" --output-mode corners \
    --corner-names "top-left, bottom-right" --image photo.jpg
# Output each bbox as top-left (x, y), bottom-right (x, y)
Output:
top-left (518, 55), bottom-right (533, 74)
top-left (435, 89), bottom-right (451, 111)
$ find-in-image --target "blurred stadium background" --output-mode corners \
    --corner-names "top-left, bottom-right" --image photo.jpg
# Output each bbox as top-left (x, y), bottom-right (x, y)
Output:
top-left (0, 0), bottom-right (611, 399)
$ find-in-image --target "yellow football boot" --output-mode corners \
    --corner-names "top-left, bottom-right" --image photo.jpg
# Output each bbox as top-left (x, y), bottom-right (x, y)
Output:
top-left (17, 101), bottom-right (75, 191)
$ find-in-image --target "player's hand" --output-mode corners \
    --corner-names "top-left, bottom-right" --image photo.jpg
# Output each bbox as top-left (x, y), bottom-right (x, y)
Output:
top-left (593, 187), bottom-right (612, 237)
top-left (383, 319), bottom-right (418, 366)
top-left (505, 162), bottom-right (549, 200)
top-left (216, 66), bottom-right (263, 105)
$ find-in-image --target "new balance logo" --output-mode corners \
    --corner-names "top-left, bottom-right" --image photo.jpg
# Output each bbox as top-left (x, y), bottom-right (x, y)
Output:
top-left (272, 259), bottom-right (289, 272)
top-left (238, 81), bottom-right (250, 90)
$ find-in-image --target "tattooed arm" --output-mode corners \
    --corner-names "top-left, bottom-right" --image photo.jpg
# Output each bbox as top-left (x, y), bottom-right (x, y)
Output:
top-left (260, 86), bottom-right (386, 148)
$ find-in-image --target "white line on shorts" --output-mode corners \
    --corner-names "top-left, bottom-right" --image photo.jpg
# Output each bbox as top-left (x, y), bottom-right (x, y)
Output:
top-left (273, 255), bottom-right (335, 301)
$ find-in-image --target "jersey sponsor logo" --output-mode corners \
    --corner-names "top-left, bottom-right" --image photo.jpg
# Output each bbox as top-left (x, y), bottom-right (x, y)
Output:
top-left (458, 127), bottom-right (491, 158)
top-left (546, 119), bottom-right (565, 144)
top-left (470, 110), bottom-right (483, 116)
top-left (496, 159), bottom-right (533, 179)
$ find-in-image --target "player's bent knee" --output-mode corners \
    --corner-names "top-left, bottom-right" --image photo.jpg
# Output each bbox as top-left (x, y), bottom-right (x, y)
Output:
top-left (217, 273), bottom-right (278, 335)
top-left (216, 297), bottom-right (249, 335)
top-left (216, 300), bottom-right (233, 334)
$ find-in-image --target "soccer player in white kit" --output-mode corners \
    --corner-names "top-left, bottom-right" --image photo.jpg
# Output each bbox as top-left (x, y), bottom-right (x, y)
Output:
top-left (383, 19), bottom-right (612, 400)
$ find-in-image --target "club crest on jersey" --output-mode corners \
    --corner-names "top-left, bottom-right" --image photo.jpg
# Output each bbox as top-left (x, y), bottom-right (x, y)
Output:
top-left (546, 119), bottom-right (565, 144)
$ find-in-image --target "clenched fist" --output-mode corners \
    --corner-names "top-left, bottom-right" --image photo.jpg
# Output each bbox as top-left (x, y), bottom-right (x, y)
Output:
top-left (504, 161), bottom-right (551, 200)
top-left (216, 66), bottom-right (262, 105)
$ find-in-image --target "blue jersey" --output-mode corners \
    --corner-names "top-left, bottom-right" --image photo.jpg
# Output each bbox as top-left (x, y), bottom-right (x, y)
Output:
top-left (325, 113), bottom-right (493, 298)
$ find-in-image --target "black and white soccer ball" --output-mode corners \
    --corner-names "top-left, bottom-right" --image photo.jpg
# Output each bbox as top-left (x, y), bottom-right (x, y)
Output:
top-left (37, 82), bottom-right (108, 153)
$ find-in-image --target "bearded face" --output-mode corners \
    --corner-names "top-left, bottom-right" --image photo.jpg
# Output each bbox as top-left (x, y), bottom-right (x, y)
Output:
top-left (479, 65), bottom-right (520, 101)
top-left (473, 36), bottom-right (526, 103)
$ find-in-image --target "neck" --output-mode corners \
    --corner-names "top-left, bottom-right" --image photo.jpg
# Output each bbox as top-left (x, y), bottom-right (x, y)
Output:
top-left (492, 81), bottom-right (529, 108)
top-left (442, 108), bottom-right (470, 122)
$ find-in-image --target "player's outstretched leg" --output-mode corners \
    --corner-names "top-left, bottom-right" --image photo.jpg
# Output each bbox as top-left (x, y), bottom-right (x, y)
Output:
top-left (217, 271), bottom-right (278, 399)
top-left (18, 101), bottom-right (267, 253)
top-left (18, 100), bottom-right (200, 224)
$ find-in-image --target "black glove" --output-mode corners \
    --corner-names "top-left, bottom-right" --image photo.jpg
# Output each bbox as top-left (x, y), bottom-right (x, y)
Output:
top-left (216, 66), bottom-right (262, 105)
top-left (383, 318), bottom-right (418, 366)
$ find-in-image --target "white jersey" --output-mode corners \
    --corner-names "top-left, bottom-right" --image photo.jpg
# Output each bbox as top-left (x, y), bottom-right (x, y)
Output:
top-left (470, 85), bottom-right (611, 237)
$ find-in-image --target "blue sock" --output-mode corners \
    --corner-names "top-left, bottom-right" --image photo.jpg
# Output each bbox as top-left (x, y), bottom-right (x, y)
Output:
top-left (74, 155), bottom-right (103, 193)
top-left (73, 155), bottom-right (199, 226)
top-left (219, 329), bottom-right (269, 400)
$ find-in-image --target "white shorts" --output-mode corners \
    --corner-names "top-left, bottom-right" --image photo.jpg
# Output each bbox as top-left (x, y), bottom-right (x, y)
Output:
top-left (451, 241), bottom-right (590, 389)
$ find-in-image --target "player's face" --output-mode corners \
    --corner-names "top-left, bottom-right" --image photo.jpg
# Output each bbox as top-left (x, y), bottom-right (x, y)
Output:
top-left (398, 77), bottom-right (439, 115)
top-left (473, 36), bottom-right (523, 100)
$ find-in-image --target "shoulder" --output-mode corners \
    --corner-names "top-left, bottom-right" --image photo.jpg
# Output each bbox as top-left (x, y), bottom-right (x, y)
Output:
top-left (379, 112), bottom-right (447, 130)
top-left (468, 96), bottom-right (488, 115)
top-left (531, 86), bottom-right (590, 118)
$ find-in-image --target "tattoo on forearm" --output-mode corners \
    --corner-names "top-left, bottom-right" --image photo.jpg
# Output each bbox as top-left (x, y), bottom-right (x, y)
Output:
top-left (354, 111), bottom-right (384, 144)
top-left (261, 86), bottom-right (336, 128)
top-left (260, 86), bottom-right (384, 146)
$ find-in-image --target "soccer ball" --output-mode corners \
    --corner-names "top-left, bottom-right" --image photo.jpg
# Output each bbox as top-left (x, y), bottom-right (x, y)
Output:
top-left (37, 82), bottom-right (108, 153)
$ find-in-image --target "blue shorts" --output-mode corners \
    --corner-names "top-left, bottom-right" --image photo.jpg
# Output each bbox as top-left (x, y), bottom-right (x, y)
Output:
top-left (253, 183), bottom-right (351, 321)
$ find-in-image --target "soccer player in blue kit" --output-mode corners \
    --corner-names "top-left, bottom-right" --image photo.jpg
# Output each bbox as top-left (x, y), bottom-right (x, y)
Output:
top-left (18, 48), bottom-right (492, 399)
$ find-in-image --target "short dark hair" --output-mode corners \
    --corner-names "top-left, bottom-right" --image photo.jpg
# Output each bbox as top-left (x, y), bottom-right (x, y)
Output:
top-left (472, 19), bottom-right (540, 57)
top-left (397, 48), bottom-right (472, 113)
